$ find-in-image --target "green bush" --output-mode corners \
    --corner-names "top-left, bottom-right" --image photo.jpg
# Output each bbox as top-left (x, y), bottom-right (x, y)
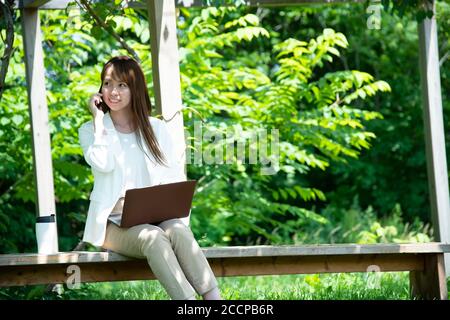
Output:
top-left (296, 197), bottom-right (432, 245)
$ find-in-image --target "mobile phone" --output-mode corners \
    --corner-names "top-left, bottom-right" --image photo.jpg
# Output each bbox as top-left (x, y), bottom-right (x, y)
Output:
top-left (96, 86), bottom-right (108, 113)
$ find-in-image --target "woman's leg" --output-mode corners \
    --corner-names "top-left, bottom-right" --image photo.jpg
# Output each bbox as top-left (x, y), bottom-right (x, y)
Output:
top-left (202, 287), bottom-right (222, 300)
top-left (158, 219), bottom-right (221, 299)
top-left (102, 222), bottom-right (196, 300)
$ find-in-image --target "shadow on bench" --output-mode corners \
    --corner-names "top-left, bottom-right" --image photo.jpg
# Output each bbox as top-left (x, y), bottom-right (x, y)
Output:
top-left (1, 243), bottom-right (449, 300)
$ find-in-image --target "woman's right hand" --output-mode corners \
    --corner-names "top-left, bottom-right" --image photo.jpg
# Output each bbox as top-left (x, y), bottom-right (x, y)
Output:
top-left (88, 93), bottom-right (104, 118)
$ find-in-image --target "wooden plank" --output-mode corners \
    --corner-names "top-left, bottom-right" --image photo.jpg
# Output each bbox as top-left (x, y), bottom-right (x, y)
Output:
top-left (38, 0), bottom-right (75, 10)
top-left (21, 7), bottom-right (58, 251)
top-left (14, 0), bottom-right (365, 10)
top-left (0, 251), bottom-right (132, 266)
top-left (410, 253), bottom-right (448, 300)
top-left (2, 243), bottom-right (450, 266)
top-left (0, 261), bottom-right (155, 287)
top-left (211, 254), bottom-right (425, 277)
top-left (203, 243), bottom-right (450, 258)
top-left (0, 253), bottom-right (424, 287)
top-left (418, 0), bottom-right (450, 276)
top-left (147, 0), bottom-right (187, 180)
top-left (17, 0), bottom-right (52, 8)
top-left (147, 0), bottom-right (183, 120)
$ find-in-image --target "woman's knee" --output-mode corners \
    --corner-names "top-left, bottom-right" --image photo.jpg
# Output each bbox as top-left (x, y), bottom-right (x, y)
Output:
top-left (163, 220), bottom-right (194, 241)
top-left (159, 219), bottom-right (185, 232)
top-left (137, 226), bottom-right (171, 254)
top-left (167, 227), bottom-right (197, 250)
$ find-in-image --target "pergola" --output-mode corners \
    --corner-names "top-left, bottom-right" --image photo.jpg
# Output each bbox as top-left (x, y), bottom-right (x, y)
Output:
top-left (7, 0), bottom-right (450, 282)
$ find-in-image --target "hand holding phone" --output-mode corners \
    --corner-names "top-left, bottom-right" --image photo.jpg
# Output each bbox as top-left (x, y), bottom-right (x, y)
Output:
top-left (89, 93), bottom-right (105, 117)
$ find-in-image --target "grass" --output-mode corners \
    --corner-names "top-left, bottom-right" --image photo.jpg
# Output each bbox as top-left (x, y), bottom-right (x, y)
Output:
top-left (2, 272), bottom-right (440, 300)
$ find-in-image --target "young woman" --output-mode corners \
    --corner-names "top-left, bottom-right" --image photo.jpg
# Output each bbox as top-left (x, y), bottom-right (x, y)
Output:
top-left (78, 56), bottom-right (221, 300)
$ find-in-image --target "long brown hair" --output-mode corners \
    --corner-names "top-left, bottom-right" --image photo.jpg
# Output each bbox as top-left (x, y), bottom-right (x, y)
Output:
top-left (99, 56), bottom-right (167, 166)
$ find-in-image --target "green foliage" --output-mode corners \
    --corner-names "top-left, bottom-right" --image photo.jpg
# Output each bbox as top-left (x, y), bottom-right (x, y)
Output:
top-left (181, 0), bottom-right (437, 22)
top-left (178, 7), bottom-right (389, 245)
top-left (380, 0), bottom-right (434, 21)
top-left (246, 2), bottom-right (450, 224)
top-left (297, 198), bottom-right (432, 245)
top-left (0, 272), bottom-right (418, 300)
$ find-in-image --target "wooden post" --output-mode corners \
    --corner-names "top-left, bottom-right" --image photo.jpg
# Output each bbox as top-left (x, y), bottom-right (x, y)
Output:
top-left (410, 254), bottom-right (448, 300)
top-left (418, 0), bottom-right (450, 276)
top-left (21, 7), bottom-right (59, 252)
top-left (146, 0), bottom-right (187, 174)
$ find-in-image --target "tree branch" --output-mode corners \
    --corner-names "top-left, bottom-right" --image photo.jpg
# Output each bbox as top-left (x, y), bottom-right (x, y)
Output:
top-left (77, 0), bottom-right (141, 63)
top-left (440, 51), bottom-right (449, 67)
top-left (0, 0), bottom-right (16, 102)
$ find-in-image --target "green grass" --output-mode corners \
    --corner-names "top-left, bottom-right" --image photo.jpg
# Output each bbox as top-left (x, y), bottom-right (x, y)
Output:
top-left (2, 272), bottom-right (444, 300)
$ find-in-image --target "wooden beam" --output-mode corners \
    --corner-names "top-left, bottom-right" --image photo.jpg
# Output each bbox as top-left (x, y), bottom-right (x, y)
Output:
top-left (410, 253), bottom-right (448, 300)
top-left (0, 253), bottom-right (426, 287)
top-left (2, 243), bottom-right (450, 266)
top-left (147, 0), bottom-right (183, 119)
top-left (147, 0), bottom-right (187, 181)
top-left (418, 0), bottom-right (450, 277)
top-left (2, 243), bottom-right (449, 299)
top-left (15, 0), bottom-right (71, 10)
top-left (17, 0), bottom-right (52, 8)
top-left (14, 0), bottom-right (365, 10)
top-left (21, 8), bottom-right (58, 251)
top-left (200, 242), bottom-right (450, 257)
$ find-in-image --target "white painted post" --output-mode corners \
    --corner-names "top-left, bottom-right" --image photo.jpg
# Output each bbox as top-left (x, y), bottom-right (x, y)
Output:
top-left (21, 7), bottom-right (59, 253)
top-left (418, 0), bottom-right (450, 275)
top-left (146, 0), bottom-right (186, 176)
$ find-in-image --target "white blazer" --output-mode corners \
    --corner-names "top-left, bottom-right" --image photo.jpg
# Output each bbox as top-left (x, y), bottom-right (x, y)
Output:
top-left (78, 112), bottom-right (187, 246)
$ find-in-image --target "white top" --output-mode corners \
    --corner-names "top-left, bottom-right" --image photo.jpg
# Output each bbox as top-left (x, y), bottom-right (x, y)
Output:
top-left (108, 130), bottom-right (151, 226)
top-left (78, 113), bottom-right (188, 246)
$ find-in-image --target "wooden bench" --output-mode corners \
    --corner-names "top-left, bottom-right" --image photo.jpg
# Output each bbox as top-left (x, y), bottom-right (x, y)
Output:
top-left (1, 243), bottom-right (449, 300)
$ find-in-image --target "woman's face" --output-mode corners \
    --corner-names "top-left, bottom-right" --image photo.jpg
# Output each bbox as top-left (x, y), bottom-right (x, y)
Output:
top-left (101, 67), bottom-right (131, 111)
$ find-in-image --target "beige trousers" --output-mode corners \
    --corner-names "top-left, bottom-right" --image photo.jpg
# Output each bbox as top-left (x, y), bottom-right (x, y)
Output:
top-left (102, 198), bottom-right (218, 300)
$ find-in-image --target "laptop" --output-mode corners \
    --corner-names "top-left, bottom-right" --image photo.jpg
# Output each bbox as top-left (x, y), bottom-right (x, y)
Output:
top-left (120, 180), bottom-right (197, 228)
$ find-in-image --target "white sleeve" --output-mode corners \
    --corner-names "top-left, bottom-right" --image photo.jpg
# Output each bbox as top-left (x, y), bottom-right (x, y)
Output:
top-left (78, 121), bottom-right (116, 173)
top-left (158, 122), bottom-right (186, 184)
